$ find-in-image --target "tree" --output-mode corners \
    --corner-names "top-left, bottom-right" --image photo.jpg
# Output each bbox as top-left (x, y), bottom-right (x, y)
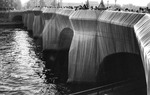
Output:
top-left (44, 0), bottom-right (57, 7)
top-left (0, 0), bottom-right (22, 10)
top-left (25, 0), bottom-right (36, 9)
top-left (39, 0), bottom-right (46, 7)
top-left (147, 2), bottom-right (150, 9)
top-left (0, 0), bottom-right (12, 10)
top-left (12, 0), bottom-right (22, 10)
top-left (24, 0), bottom-right (46, 9)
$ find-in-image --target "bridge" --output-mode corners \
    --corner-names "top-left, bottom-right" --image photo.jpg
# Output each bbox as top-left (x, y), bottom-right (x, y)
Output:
top-left (9, 10), bottom-right (24, 22)
top-left (7, 8), bottom-right (150, 94)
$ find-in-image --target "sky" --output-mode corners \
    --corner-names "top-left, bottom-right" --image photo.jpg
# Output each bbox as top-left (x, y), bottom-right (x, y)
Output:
top-left (20, 0), bottom-right (30, 5)
top-left (62, 0), bottom-right (149, 6)
top-left (20, 0), bottom-right (149, 7)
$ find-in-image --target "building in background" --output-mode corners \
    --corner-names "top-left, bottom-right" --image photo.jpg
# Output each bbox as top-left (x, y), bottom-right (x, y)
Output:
top-left (98, 0), bottom-right (106, 9)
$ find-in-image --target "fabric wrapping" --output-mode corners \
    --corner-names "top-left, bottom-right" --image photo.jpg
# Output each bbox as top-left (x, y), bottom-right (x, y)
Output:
top-left (33, 14), bottom-right (44, 37)
top-left (134, 14), bottom-right (150, 95)
top-left (42, 8), bottom-right (53, 32)
top-left (55, 9), bottom-right (74, 49)
top-left (43, 18), bottom-right (58, 49)
top-left (42, 8), bottom-right (57, 23)
top-left (41, 8), bottom-right (150, 94)
top-left (32, 8), bottom-right (44, 37)
top-left (42, 8), bottom-right (74, 50)
top-left (23, 12), bottom-right (28, 27)
top-left (42, 8), bottom-right (58, 50)
top-left (56, 9), bottom-right (74, 29)
top-left (68, 10), bottom-right (102, 82)
top-left (40, 7), bottom-right (47, 26)
top-left (68, 10), bottom-right (144, 83)
top-left (27, 11), bottom-right (34, 31)
top-left (97, 11), bottom-right (144, 61)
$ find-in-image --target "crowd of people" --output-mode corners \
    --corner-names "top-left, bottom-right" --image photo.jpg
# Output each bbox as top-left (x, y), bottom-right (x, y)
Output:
top-left (42, 4), bottom-right (106, 10)
top-left (125, 7), bottom-right (150, 13)
top-left (35, 4), bottom-right (150, 13)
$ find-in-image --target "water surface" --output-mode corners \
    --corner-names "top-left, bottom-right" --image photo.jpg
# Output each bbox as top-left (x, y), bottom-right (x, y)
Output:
top-left (0, 28), bottom-right (59, 95)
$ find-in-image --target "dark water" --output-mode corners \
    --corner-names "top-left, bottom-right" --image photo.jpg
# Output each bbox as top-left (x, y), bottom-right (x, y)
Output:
top-left (0, 28), bottom-right (67, 95)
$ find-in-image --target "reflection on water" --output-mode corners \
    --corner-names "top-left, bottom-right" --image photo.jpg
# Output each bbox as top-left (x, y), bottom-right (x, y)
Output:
top-left (0, 28), bottom-right (60, 95)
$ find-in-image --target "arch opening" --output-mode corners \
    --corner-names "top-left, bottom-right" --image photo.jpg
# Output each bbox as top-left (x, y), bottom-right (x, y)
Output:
top-left (12, 15), bottom-right (22, 22)
top-left (58, 28), bottom-right (74, 49)
top-left (43, 28), bottom-right (74, 83)
top-left (97, 52), bottom-right (147, 94)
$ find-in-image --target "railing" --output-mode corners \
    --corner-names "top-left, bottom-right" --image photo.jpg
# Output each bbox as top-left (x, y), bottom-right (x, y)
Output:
top-left (69, 78), bottom-right (145, 95)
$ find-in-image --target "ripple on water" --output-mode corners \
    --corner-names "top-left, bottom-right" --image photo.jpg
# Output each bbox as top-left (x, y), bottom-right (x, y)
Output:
top-left (0, 28), bottom-right (58, 95)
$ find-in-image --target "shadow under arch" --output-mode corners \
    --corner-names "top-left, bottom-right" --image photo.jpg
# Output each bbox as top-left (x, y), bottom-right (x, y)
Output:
top-left (43, 27), bottom-right (74, 83)
top-left (12, 15), bottom-right (22, 22)
top-left (58, 28), bottom-right (74, 49)
top-left (54, 28), bottom-right (74, 82)
top-left (97, 52), bottom-right (146, 87)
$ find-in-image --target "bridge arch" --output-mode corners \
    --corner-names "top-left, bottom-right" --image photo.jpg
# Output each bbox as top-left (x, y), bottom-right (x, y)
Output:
top-left (12, 15), bottom-right (22, 22)
top-left (42, 27), bottom-right (74, 83)
top-left (52, 27), bottom-right (74, 82)
top-left (8, 11), bottom-right (24, 22)
top-left (58, 28), bottom-right (74, 50)
top-left (42, 9), bottom-right (74, 82)
top-left (42, 8), bottom-right (74, 50)
top-left (97, 52), bottom-right (146, 84)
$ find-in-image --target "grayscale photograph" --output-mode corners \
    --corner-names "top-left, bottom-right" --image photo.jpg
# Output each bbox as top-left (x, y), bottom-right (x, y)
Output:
top-left (0, 0), bottom-right (149, 95)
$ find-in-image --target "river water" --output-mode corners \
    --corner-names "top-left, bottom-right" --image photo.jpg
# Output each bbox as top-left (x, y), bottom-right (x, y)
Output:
top-left (0, 28), bottom-right (69, 95)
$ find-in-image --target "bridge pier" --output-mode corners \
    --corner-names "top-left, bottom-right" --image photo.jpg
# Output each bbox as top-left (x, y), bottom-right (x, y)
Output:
top-left (42, 8), bottom-right (74, 83)
top-left (134, 14), bottom-right (150, 95)
top-left (32, 8), bottom-right (44, 38)
top-left (23, 11), bottom-right (28, 28)
top-left (68, 10), bottom-right (100, 83)
top-left (26, 10), bottom-right (34, 34)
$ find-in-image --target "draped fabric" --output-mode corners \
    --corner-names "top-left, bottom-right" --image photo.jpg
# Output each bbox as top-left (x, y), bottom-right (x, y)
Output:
top-left (68, 10), bottom-right (145, 83)
top-left (55, 9), bottom-right (74, 49)
top-left (42, 8), bottom-right (74, 50)
top-left (39, 8), bottom-right (150, 94)
top-left (42, 8), bottom-right (58, 50)
top-left (56, 9), bottom-right (74, 29)
top-left (42, 16), bottom-right (58, 49)
top-left (27, 11), bottom-right (34, 31)
top-left (32, 7), bottom-right (44, 37)
top-left (23, 12), bottom-right (28, 27)
top-left (134, 14), bottom-right (150, 95)
top-left (68, 10), bottom-right (102, 82)
top-left (42, 8), bottom-right (57, 27)
top-left (97, 11), bottom-right (144, 64)
top-left (42, 8), bottom-right (56, 25)
top-left (33, 15), bottom-right (44, 37)
top-left (40, 7), bottom-right (47, 27)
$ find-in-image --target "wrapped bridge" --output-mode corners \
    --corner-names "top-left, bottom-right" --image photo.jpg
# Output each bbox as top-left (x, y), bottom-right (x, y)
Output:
top-left (22, 8), bottom-right (150, 94)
